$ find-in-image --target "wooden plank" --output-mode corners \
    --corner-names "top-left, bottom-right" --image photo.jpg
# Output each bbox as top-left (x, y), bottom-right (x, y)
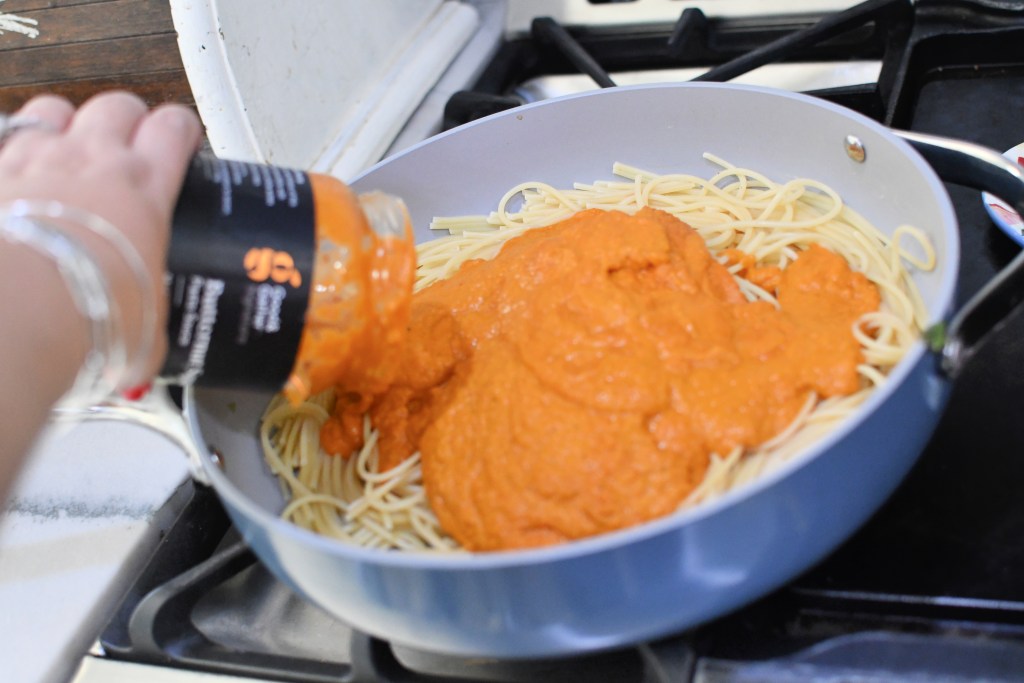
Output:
top-left (2, 0), bottom-right (120, 12)
top-left (1, 33), bottom-right (183, 86)
top-left (0, 0), bottom-right (194, 112)
top-left (0, 69), bottom-right (195, 110)
top-left (0, 0), bottom-right (173, 50)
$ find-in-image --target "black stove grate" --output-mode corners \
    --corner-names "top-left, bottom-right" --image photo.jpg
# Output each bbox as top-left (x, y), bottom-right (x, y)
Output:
top-left (443, 0), bottom-right (911, 129)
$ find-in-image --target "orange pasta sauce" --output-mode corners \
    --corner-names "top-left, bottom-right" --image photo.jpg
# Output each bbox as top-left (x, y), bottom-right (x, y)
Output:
top-left (321, 208), bottom-right (879, 551)
top-left (283, 177), bottom-right (415, 412)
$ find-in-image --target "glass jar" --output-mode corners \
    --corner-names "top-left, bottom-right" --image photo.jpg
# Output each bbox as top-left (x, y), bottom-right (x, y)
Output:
top-left (162, 154), bottom-right (414, 403)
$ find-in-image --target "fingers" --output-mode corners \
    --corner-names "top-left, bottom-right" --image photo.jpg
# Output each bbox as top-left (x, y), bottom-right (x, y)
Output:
top-left (67, 90), bottom-right (149, 145)
top-left (0, 90), bottom-right (202, 218)
top-left (0, 92), bottom-right (144, 172)
top-left (3, 91), bottom-right (202, 208)
top-left (66, 94), bottom-right (201, 209)
top-left (14, 94), bottom-right (75, 132)
top-left (132, 104), bottom-right (203, 208)
top-left (0, 95), bottom-right (75, 167)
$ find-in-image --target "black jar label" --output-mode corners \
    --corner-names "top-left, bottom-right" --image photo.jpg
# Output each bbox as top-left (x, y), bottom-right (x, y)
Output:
top-left (162, 154), bottom-right (314, 389)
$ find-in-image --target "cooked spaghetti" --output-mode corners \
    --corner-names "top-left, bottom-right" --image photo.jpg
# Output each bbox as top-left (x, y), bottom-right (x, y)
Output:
top-left (260, 155), bottom-right (935, 552)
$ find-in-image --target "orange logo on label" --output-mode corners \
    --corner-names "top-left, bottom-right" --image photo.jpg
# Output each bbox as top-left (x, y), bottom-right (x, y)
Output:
top-left (244, 247), bottom-right (302, 288)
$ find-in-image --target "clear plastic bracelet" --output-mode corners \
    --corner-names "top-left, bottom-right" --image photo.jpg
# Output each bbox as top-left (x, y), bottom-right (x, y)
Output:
top-left (0, 201), bottom-right (156, 409)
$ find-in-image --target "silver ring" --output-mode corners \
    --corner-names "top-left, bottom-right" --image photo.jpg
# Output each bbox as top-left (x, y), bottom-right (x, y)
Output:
top-left (0, 114), bottom-right (56, 146)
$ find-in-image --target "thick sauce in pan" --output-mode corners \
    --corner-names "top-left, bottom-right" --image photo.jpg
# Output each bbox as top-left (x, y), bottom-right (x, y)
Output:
top-left (284, 177), bottom-right (415, 408)
top-left (322, 208), bottom-right (879, 550)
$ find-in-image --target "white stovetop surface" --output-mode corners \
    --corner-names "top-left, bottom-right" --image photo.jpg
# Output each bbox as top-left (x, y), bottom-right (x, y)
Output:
top-left (0, 421), bottom-right (191, 683)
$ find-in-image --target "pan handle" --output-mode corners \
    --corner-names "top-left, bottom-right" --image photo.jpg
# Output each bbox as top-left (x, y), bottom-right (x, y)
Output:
top-left (51, 384), bottom-right (212, 486)
top-left (894, 130), bottom-right (1024, 379)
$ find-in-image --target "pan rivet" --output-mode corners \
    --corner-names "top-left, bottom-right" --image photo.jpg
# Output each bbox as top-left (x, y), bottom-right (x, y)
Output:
top-left (845, 135), bottom-right (866, 163)
top-left (209, 447), bottom-right (226, 470)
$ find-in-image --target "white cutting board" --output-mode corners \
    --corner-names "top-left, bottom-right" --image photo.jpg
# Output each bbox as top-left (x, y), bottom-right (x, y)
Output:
top-left (171, 0), bottom-right (479, 179)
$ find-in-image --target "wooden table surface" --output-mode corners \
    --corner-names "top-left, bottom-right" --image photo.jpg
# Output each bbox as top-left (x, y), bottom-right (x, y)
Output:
top-left (0, 0), bottom-right (194, 112)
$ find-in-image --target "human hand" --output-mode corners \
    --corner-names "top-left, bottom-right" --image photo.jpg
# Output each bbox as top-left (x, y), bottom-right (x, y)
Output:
top-left (0, 91), bottom-right (202, 386)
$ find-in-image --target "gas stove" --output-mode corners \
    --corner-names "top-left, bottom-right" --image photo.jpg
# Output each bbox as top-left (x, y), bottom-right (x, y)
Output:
top-left (73, 1), bottom-right (1024, 681)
